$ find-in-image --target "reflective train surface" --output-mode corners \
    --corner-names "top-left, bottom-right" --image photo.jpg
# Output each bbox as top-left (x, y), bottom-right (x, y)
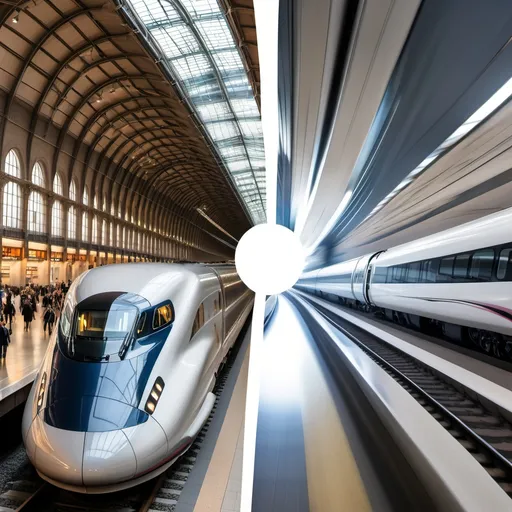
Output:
top-left (297, 208), bottom-right (512, 360)
top-left (22, 263), bottom-right (253, 493)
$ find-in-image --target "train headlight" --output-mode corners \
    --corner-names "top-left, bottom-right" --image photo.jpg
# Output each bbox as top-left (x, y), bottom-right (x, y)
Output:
top-left (144, 377), bottom-right (164, 414)
top-left (37, 372), bottom-right (47, 411)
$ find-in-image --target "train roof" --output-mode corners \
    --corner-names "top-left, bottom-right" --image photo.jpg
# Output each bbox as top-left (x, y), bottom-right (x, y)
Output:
top-left (376, 207), bottom-right (512, 266)
top-left (73, 263), bottom-right (224, 306)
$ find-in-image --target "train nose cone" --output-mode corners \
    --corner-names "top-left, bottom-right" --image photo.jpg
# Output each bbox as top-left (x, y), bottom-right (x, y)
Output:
top-left (30, 413), bottom-right (85, 486)
top-left (82, 430), bottom-right (137, 487)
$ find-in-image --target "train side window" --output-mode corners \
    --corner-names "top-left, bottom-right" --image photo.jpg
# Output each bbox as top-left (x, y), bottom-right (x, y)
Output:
top-left (153, 304), bottom-right (173, 329)
top-left (372, 267), bottom-right (387, 284)
top-left (439, 257), bottom-right (454, 277)
top-left (469, 249), bottom-right (494, 281)
top-left (497, 248), bottom-right (512, 280)
top-left (406, 261), bottom-right (421, 283)
top-left (420, 261), bottom-right (430, 282)
top-left (453, 254), bottom-right (470, 279)
top-left (191, 303), bottom-right (205, 338)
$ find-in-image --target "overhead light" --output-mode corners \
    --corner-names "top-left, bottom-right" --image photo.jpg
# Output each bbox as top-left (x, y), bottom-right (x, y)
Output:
top-left (12, 10), bottom-right (19, 23)
top-left (109, 87), bottom-right (116, 94)
top-left (96, 93), bottom-right (102, 103)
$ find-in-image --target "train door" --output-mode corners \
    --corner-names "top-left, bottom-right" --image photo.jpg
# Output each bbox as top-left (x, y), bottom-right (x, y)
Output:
top-left (364, 251), bottom-right (384, 305)
top-left (351, 256), bottom-right (371, 303)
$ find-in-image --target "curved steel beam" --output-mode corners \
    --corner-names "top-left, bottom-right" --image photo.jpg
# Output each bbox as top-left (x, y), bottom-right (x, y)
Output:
top-left (81, 97), bottom-right (178, 185)
top-left (53, 54), bottom-right (152, 113)
top-left (6, 8), bottom-right (102, 114)
top-left (56, 74), bottom-right (165, 185)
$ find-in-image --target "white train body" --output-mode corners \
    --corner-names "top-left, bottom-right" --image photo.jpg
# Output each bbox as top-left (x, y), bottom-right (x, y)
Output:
top-left (297, 208), bottom-right (512, 356)
top-left (22, 263), bottom-right (253, 493)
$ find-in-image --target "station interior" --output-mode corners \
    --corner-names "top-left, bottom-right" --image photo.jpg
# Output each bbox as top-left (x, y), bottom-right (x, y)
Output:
top-left (0, 1), bottom-right (512, 511)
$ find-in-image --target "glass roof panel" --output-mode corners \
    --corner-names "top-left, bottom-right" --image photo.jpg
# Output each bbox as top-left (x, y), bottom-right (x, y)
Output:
top-left (125, 0), bottom-right (266, 224)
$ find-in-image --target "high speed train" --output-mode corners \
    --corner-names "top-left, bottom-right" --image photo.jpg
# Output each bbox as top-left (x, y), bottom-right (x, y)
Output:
top-left (297, 208), bottom-right (512, 360)
top-left (22, 263), bottom-right (253, 493)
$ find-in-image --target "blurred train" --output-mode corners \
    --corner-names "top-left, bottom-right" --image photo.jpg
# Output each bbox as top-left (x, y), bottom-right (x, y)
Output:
top-left (297, 208), bottom-right (512, 360)
top-left (22, 263), bottom-right (253, 493)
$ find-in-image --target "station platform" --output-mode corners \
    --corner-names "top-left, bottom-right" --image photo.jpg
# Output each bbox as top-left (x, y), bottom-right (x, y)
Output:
top-left (0, 300), bottom-right (50, 417)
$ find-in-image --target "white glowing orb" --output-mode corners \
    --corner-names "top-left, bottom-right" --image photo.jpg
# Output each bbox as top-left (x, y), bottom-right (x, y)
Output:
top-left (235, 224), bottom-right (305, 295)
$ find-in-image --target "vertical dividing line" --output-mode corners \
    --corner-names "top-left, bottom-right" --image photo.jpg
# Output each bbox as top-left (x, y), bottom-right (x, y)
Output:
top-left (254, 0), bottom-right (279, 226)
top-left (240, 292), bottom-right (266, 511)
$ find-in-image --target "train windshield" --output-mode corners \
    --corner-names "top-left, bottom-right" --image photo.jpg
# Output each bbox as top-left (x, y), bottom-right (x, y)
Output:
top-left (73, 305), bottom-right (137, 360)
top-left (68, 292), bottom-right (149, 361)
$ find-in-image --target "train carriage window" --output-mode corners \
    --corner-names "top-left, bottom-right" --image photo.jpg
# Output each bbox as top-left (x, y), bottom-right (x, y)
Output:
top-left (153, 304), bottom-right (173, 329)
top-left (453, 254), bottom-right (470, 279)
top-left (497, 248), bottom-right (512, 280)
top-left (425, 260), bottom-right (438, 283)
top-left (469, 249), bottom-right (494, 281)
top-left (406, 262), bottom-right (421, 283)
top-left (191, 303), bottom-right (205, 338)
top-left (372, 267), bottom-right (387, 283)
top-left (439, 257), bottom-right (454, 277)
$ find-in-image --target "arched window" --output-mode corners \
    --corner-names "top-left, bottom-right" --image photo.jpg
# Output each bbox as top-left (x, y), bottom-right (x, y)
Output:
top-left (5, 149), bottom-right (21, 178)
top-left (51, 200), bottom-right (63, 237)
top-left (92, 215), bottom-right (98, 244)
top-left (3, 182), bottom-right (21, 228)
top-left (102, 219), bottom-right (107, 245)
top-left (93, 195), bottom-right (98, 210)
top-left (110, 222), bottom-right (113, 246)
top-left (28, 190), bottom-right (46, 232)
top-left (83, 186), bottom-right (89, 206)
top-left (117, 205), bottom-right (121, 218)
top-left (53, 173), bottom-right (63, 195)
top-left (82, 212), bottom-right (89, 242)
top-left (68, 206), bottom-right (77, 239)
top-left (116, 224), bottom-right (120, 246)
top-left (32, 162), bottom-right (45, 187)
top-left (102, 195), bottom-right (107, 212)
top-left (69, 179), bottom-right (77, 201)
top-left (122, 226), bottom-right (126, 248)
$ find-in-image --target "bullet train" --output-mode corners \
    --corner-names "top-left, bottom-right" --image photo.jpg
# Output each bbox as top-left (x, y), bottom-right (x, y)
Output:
top-left (297, 208), bottom-right (512, 360)
top-left (22, 263), bottom-right (253, 493)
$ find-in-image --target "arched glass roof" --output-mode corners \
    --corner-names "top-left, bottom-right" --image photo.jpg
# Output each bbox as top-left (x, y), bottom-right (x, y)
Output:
top-left (125, 0), bottom-right (266, 224)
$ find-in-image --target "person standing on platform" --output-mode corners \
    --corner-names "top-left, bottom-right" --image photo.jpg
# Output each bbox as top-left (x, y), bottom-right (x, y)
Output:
top-left (3, 298), bottom-right (15, 333)
top-left (22, 299), bottom-right (33, 332)
top-left (43, 306), bottom-right (55, 336)
top-left (0, 321), bottom-right (10, 358)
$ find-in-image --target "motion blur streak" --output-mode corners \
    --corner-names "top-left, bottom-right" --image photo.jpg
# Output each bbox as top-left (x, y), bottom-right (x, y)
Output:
top-left (240, 293), bottom-right (265, 512)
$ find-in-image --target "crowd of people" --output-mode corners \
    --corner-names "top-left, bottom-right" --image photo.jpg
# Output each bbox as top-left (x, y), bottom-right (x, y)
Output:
top-left (0, 280), bottom-right (72, 360)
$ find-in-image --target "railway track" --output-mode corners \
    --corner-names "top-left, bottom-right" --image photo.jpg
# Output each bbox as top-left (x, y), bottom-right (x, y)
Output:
top-left (309, 300), bottom-right (512, 498)
top-left (0, 322), bottom-right (248, 512)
